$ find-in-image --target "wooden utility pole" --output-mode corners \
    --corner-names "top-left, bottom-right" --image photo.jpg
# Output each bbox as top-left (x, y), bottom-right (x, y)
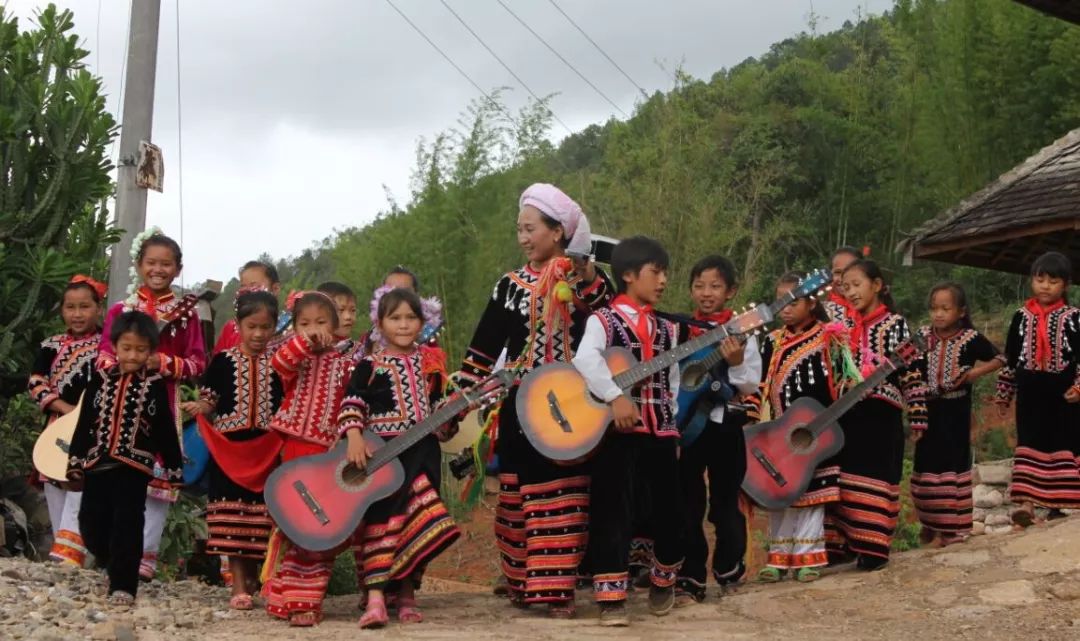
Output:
top-left (107, 0), bottom-right (162, 305)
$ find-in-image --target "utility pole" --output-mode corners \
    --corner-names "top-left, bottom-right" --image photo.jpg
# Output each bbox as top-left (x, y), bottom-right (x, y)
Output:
top-left (107, 0), bottom-right (162, 305)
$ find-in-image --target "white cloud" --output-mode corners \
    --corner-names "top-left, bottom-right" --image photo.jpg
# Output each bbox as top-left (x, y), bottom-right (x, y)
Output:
top-left (7, 0), bottom-right (890, 285)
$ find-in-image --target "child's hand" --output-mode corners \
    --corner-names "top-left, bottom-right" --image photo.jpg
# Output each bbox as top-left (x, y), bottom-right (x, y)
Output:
top-left (179, 400), bottom-right (210, 416)
top-left (911, 430), bottom-right (924, 443)
top-left (1065, 387), bottom-right (1080, 404)
top-left (345, 429), bottom-right (375, 469)
top-left (146, 353), bottom-right (161, 371)
top-left (48, 400), bottom-right (76, 416)
top-left (65, 469), bottom-right (85, 492)
top-left (304, 328), bottom-right (336, 350)
top-left (995, 400), bottom-right (1011, 418)
top-left (721, 336), bottom-right (745, 366)
top-left (610, 396), bottom-right (640, 432)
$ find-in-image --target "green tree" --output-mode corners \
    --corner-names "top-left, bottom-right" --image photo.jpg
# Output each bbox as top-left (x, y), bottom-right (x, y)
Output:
top-left (0, 4), bottom-right (118, 398)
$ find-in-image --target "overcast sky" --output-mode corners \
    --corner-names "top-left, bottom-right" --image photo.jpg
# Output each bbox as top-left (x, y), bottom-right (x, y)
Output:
top-left (7, 0), bottom-right (889, 285)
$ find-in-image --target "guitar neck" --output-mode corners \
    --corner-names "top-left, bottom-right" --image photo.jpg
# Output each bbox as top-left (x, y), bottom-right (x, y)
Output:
top-left (365, 394), bottom-right (470, 472)
top-left (613, 325), bottom-right (729, 389)
top-left (612, 297), bottom-right (787, 391)
top-left (814, 356), bottom-right (901, 426)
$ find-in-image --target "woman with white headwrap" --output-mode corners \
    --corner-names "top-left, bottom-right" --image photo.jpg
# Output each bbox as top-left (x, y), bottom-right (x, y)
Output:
top-left (454, 183), bottom-right (613, 618)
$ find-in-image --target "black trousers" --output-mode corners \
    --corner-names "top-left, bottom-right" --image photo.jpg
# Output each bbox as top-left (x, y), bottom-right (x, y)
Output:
top-left (80, 466), bottom-right (151, 596)
top-left (678, 414), bottom-right (747, 594)
top-left (587, 433), bottom-right (684, 602)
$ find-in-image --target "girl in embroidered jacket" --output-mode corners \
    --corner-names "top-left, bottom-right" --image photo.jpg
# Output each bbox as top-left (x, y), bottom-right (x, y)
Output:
top-left (338, 288), bottom-right (462, 628)
top-left (832, 260), bottom-right (928, 571)
top-left (824, 246), bottom-right (861, 326)
top-left (28, 275), bottom-right (106, 567)
top-left (213, 261), bottom-right (283, 354)
top-left (911, 283), bottom-right (1002, 546)
top-left (995, 252), bottom-right (1080, 526)
top-left (66, 312), bottom-right (183, 606)
top-left (456, 183), bottom-right (613, 617)
top-left (748, 271), bottom-right (854, 583)
top-left (262, 292), bottom-right (353, 627)
top-left (183, 290), bottom-right (284, 610)
top-left (97, 230), bottom-right (206, 579)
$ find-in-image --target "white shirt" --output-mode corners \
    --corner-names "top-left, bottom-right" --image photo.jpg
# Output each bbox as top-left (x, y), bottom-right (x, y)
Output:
top-left (708, 334), bottom-right (761, 422)
top-left (572, 304), bottom-right (681, 416)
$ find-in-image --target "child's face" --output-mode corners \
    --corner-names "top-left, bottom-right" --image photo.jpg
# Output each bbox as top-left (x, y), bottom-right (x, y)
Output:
top-left (238, 308), bottom-right (275, 355)
top-left (116, 331), bottom-right (152, 373)
top-left (138, 245), bottom-right (180, 294)
top-left (379, 301), bottom-right (423, 351)
top-left (831, 253), bottom-right (857, 289)
top-left (384, 273), bottom-right (415, 292)
top-left (62, 288), bottom-right (100, 337)
top-left (294, 303), bottom-right (336, 348)
top-left (239, 267), bottom-right (280, 296)
top-left (842, 268), bottom-right (882, 314)
top-left (1031, 273), bottom-right (1067, 306)
top-left (517, 206), bottom-right (563, 265)
top-left (929, 290), bottom-right (964, 332)
top-left (691, 268), bottom-right (735, 315)
top-left (332, 295), bottom-right (358, 337)
top-left (777, 284), bottom-right (814, 328)
top-left (624, 263), bottom-right (668, 306)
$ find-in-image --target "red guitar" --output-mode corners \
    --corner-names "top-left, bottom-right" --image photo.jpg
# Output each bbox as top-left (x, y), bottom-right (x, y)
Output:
top-left (264, 370), bottom-right (513, 552)
top-left (742, 335), bottom-right (924, 510)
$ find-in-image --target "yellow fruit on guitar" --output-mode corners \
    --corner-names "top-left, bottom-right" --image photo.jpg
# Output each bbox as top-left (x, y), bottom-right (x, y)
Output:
top-left (554, 281), bottom-right (573, 303)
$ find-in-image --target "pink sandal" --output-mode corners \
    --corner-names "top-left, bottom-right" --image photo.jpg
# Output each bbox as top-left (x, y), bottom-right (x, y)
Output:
top-left (397, 597), bottom-right (423, 624)
top-left (229, 593), bottom-right (253, 610)
top-left (359, 596), bottom-right (390, 629)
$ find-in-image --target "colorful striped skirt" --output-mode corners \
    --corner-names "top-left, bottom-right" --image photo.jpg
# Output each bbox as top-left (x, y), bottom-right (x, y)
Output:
top-left (353, 435), bottom-right (460, 590)
top-left (828, 399), bottom-right (905, 561)
top-left (206, 459), bottom-right (273, 560)
top-left (911, 394), bottom-right (974, 535)
top-left (1010, 370), bottom-right (1080, 509)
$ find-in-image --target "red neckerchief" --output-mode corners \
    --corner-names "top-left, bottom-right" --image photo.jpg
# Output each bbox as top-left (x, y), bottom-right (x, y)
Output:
top-left (690, 309), bottom-right (733, 338)
top-left (137, 286), bottom-right (175, 321)
top-left (828, 289), bottom-right (855, 316)
top-left (613, 294), bottom-right (656, 360)
top-left (848, 303), bottom-right (889, 353)
top-left (1025, 298), bottom-right (1066, 369)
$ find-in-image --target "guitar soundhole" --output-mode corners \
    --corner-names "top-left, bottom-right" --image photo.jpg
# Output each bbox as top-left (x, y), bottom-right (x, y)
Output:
top-left (682, 363), bottom-right (706, 388)
top-left (788, 426), bottom-right (814, 452)
top-left (337, 460), bottom-right (370, 490)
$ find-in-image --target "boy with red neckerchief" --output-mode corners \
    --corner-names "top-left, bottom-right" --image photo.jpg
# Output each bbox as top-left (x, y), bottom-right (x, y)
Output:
top-left (673, 255), bottom-right (761, 605)
top-left (573, 236), bottom-right (684, 626)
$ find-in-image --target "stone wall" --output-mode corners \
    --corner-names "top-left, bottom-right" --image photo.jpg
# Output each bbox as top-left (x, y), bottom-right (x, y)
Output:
top-left (971, 458), bottom-right (1076, 535)
top-left (971, 459), bottom-right (1015, 536)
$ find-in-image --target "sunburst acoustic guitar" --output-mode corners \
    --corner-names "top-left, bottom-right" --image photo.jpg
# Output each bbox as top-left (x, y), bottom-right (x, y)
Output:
top-left (515, 269), bottom-right (832, 463)
top-left (265, 370), bottom-right (513, 552)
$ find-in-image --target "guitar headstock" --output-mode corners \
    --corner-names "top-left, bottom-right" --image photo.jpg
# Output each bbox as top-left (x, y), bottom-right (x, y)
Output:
top-left (458, 369), bottom-right (515, 410)
top-left (787, 268), bottom-right (832, 302)
top-left (891, 334), bottom-right (926, 367)
top-left (157, 282), bottom-right (224, 331)
top-left (419, 320), bottom-right (444, 345)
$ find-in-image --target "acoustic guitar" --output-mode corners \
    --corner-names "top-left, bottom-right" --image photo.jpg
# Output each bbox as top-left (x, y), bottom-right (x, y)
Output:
top-left (264, 370), bottom-right (513, 552)
top-left (32, 394), bottom-right (84, 482)
top-left (515, 269), bottom-right (832, 463)
top-left (155, 283), bottom-right (222, 335)
top-left (742, 334), bottom-right (925, 510)
top-left (676, 344), bottom-right (735, 448)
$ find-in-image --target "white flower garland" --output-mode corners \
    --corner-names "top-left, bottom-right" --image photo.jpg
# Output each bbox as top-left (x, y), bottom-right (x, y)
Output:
top-left (124, 226), bottom-right (164, 310)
